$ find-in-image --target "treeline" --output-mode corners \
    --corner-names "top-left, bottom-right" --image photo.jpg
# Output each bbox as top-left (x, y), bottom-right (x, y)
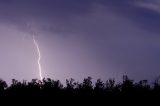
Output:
top-left (0, 75), bottom-right (160, 98)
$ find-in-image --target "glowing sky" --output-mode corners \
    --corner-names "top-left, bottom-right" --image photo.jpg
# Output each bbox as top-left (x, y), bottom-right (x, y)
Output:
top-left (0, 0), bottom-right (160, 83)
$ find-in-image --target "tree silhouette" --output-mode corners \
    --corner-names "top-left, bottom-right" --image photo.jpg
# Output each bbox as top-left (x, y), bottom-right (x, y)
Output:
top-left (0, 75), bottom-right (159, 103)
top-left (66, 78), bottom-right (76, 90)
top-left (0, 79), bottom-right (7, 92)
top-left (95, 79), bottom-right (104, 90)
top-left (82, 77), bottom-right (93, 90)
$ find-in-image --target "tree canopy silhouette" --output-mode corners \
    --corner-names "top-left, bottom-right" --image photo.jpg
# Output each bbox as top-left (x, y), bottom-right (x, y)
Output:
top-left (0, 75), bottom-right (160, 103)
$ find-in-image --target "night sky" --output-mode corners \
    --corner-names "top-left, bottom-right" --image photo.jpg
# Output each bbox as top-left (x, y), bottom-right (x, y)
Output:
top-left (0, 0), bottom-right (160, 83)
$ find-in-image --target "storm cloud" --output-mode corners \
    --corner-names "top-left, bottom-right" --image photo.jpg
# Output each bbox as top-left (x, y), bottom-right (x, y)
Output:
top-left (0, 0), bottom-right (160, 83)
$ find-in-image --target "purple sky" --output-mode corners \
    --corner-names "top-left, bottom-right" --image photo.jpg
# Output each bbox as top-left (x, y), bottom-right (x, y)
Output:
top-left (0, 0), bottom-right (160, 83)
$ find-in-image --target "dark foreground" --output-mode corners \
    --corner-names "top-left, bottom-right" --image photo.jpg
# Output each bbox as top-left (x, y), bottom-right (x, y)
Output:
top-left (0, 76), bottom-right (160, 104)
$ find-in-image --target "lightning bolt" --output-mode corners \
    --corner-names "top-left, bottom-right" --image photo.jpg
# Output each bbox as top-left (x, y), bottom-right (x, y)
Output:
top-left (32, 35), bottom-right (43, 81)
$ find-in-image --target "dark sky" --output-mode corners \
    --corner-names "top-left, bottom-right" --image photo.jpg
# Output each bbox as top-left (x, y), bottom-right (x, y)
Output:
top-left (0, 0), bottom-right (160, 83)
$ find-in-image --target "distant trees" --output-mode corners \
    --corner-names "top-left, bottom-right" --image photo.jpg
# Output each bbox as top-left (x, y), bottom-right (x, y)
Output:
top-left (66, 78), bottom-right (76, 90)
top-left (42, 78), bottom-right (63, 90)
top-left (0, 75), bottom-right (160, 98)
top-left (0, 79), bottom-right (7, 92)
top-left (82, 77), bottom-right (93, 90)
top-left (95, 79), bottom-right (105, 90)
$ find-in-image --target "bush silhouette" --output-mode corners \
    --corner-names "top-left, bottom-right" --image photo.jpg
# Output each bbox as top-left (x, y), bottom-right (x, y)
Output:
top-left (0, 75), bottom-right (160, 101)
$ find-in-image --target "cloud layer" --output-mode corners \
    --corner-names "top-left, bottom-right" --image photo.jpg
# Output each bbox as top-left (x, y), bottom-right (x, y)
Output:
top-left (0, 0), bottom-right (160, 82)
